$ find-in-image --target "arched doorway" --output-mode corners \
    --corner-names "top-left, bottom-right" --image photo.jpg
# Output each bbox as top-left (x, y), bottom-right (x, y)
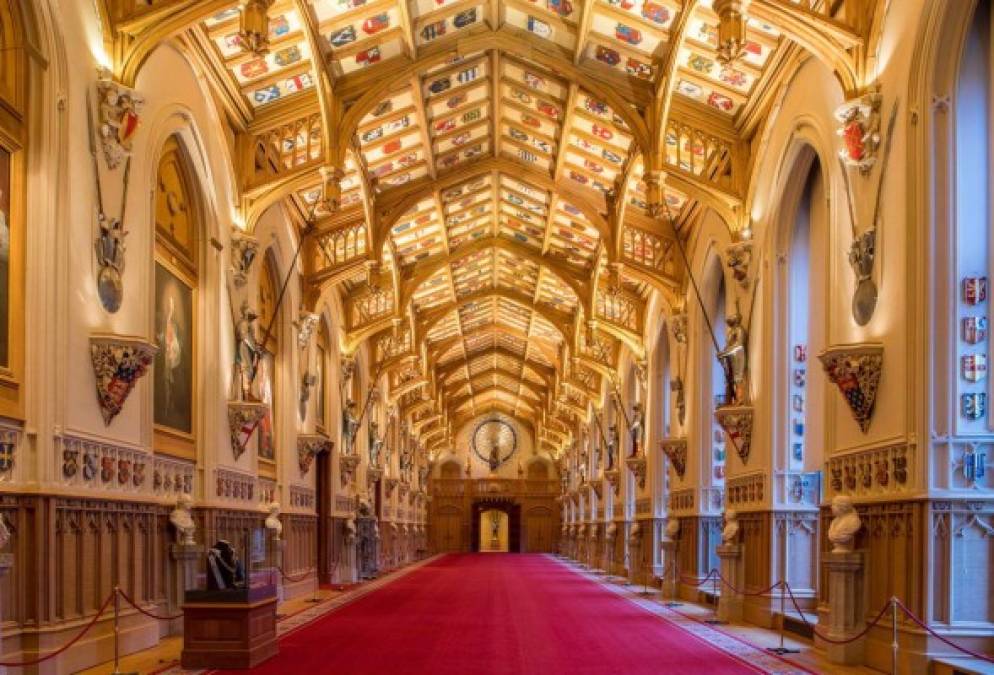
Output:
top-left (471, 499), bottom-right (521, 553)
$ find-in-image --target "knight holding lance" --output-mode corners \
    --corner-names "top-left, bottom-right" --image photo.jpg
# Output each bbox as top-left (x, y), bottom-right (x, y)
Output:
top-left (232, 301), bottom-right (263, 402)
top-left (342, 399), bottom-right (359, 455)
top-left (716, 309), bottom-right (748, 405)
top-left (606, 425), bottom-right (618, 471)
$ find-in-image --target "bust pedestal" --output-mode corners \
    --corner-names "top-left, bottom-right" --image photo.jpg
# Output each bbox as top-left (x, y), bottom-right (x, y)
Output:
top-left (169, 544), bottom-right (202, 634)
top-left (716, 543), bottom-right (744, 622)
top-left (270, 537), bottom-right (285, 602)
top-left (660, 540), bottom-right (679, 599)
top-left (819, 551), bottom-right (865, 665)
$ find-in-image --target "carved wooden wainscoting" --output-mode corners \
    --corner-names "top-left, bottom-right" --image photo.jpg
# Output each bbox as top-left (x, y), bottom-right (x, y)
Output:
top-left (0, 495), bottom-right (172, 666)
top-left (428, 479), bottom-right (560, 554)
top-left (672, 515), bottom-right (722, 603)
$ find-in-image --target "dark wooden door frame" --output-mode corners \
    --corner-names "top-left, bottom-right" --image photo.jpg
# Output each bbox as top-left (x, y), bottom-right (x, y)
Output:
top-left (316, 447), bottom-right (333, 584)
top-left (470, 499), bottom-right (521, 553)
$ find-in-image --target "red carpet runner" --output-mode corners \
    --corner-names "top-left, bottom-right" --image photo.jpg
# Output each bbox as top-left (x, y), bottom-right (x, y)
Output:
top-left (228, 554), bottom-right (777, 675)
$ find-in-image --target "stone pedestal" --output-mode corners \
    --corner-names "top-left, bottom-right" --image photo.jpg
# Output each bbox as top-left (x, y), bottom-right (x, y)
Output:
top-left (716, 543), bottom-right (744, 622)
top-left (819, 551), bottom-right (866, 665)
top-left (271, 538), bottom-right (285, 602)
top-left (661, 540), bottom-right (679, 599)
top-left (169, 544), bottom-right (202, 635)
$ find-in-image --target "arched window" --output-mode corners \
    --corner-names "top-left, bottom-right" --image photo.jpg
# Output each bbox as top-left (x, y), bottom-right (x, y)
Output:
top-left (955, 0), bottom-right (991, 435)
top-left (707, 262), bottom-right (727, 488)
top-left (153, 136), bottom-right (200, 458)
top-left (256, 253), bottom-right (280, 468)
top-left (786, 162), bottom-right (825, 471)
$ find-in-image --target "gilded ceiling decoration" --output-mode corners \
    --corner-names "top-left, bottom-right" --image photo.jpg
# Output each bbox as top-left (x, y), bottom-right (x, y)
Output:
top-left (102, 0), bottom-right (880, 457)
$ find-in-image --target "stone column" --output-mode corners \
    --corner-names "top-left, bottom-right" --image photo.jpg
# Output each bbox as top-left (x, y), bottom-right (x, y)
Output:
top-left (169, 543), bottom-right (202, 634)
top-left (819, 551), bottom-right (866, 665)
top-left (716, 543), bottom-right (744, 622)
top-left (661, 540), bottom-right (679, 599)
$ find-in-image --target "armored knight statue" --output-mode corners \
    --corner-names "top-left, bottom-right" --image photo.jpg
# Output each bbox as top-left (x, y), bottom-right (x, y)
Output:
top-left (827, 495), bottom-right (861, 553)
top-left (169, 493), bottom-right (196, 545)
top-left (716, 310), bottom-right (748, 405)
top-left (232, 301), bottom-right (263, 402)
top-left (629, 402), bottom-right (645, 457)
top-left (606, 424), bottom-right (618, 471)
top-left (342, 399), bottom-right (359, 454)
top-left (368, 420), bottom-right (383, 467)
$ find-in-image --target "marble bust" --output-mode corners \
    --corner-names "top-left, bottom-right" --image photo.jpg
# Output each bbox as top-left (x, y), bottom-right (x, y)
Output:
top-left (664, 517), bottom-right (680, 542)
top-left (721, 509), bottom-right (740, 544)
top-left (169, 493), bottom-right (196, 545)
top-left (264, 501), bottom-right (283, 541)
top-left (828, 495), bottom-right (861, 553)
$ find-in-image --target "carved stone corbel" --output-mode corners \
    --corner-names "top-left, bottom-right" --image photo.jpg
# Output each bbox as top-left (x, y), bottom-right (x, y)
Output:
top-left (230, 228), bottom-right (259, 288)
top-left (297, 434), bottom-right (331, 477)
top-left (670, 314), bottom-right (688, 345)
top-left (89, 334), bottom-right (158, 426)
top-left (340, 454), bottom-right (360, 488)
top-left (715, 405), bottom-right (755, 464)
top-left (835, 93), bottom-right (882, 174)
top-left (227, 401), bottom-right (268, 461)
top-left (818, 344), bottom-right (883, 433)
top-left (366, 466), bottom-right (383, 488)
top-left (385, 478), bottom-right (399, 498)
top-left (725, 240), bottom-right (753, 289)
top-left (604, 469), bottom-right (620, 496)
top-left (660, 437), bottom-right (688, 478)
top-left (296, 312), bottom-right (320, 348)
top-left (625, 457), bottom-right (647, 489)
top-left (95, 74), bottom-right (144, 170)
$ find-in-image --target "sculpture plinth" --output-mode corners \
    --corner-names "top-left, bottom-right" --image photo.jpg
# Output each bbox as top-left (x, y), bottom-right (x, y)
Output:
top-left (716, 543), bottom-right (744, 622)
top-left (625, 456), bottom-right (647, 489)
top-left (660, 438), bottom-right (688, 478)
top-left (818, 343), bottom-right (883, 433)
top-left (715, 405), bottom-right (754, 464)
top-left (89, 334), bottom-right (158, 425)
top-left (227, 401), bottom-right (268, 461)
top-left (819, 551), bottom-right (866, 664)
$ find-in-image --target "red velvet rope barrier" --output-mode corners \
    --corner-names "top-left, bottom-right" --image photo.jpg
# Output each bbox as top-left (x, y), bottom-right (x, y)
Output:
top-left (782, 578), bottom-right (892, 645)
top-left (0, 591), bottom-right (116, 667)
top-left (893, 598), bottom-right (994, 664)
top-left (573, 554), bottom-right (994, 660)
top-left (278, 566), bottom-right (312, 584)
top-left (117, 589), bottom-right (185, 621)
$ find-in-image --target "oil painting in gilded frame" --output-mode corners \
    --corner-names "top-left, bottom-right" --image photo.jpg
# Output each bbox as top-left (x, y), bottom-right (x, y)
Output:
top-left (257, 351), bottom-right (275, 461)
top-left (0, 146), bottom-right (10, 368)
top-left (316, 342), bottom-right (327, 429)
top-left (154, 260), bottom-right (194, 435)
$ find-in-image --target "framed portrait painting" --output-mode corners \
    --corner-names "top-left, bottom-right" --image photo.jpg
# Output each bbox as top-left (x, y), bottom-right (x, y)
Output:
top-left (154, 261), bottom-right (194, 436)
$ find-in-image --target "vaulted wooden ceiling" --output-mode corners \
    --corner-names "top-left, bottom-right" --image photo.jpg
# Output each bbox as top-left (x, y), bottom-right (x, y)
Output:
top-left (103, 0), bottom-right (878, 457)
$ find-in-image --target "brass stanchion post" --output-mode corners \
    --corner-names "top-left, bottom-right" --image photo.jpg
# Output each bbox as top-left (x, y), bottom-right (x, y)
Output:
top-left (111, 587), bottom-right (138, 675)
top-left (766, 581), bottom-right (799, 655)
top-left (891, 597), bottom-right (899, 675)
top-left (705, 572), bottom-right (725, 625)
